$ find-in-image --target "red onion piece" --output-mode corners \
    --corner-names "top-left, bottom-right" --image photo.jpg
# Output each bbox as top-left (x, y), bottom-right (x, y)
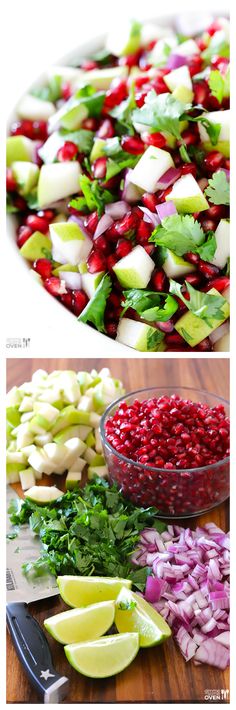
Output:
top-left (155, 167), bottom-right (181, 191)
top-left (139, 205), bottom-right (160, 227)
top-left (145, 576), bottom-right (165, 603)
top-left (195, 639), bottom-right (229, 670)
top-left (94, 213), bottom-right (113, 239)
top-left (167, 53), bottom-right (188, 70)
top-left (156, 201), bottom-right (177, 222)
top-left (105, 200), bottom-right (130, 220)
top-left (121, 168), bottom-right (142, 203)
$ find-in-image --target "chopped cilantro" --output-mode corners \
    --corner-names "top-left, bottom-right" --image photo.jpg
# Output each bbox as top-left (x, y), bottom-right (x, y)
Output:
top-left (186, 114), bottom-right (221, 146)
top-left (196, 232), bottom-right (217, 262)
top-left (169, 279), bottom-right (227, 325)
top-left (132, 91), bottom-right (188, 139)
top-left (31, 75), bottom-right (62, 103)
top-left (121, 289), bottom-right (178, 322)
top-left (109, 84), bottom-right (136, 135)
top-left (208, 69), bottom-right (229, 104)
top-left (74, 85), bottom-right (106, 117)
top-left (69, 175), bottom-right (114, 216)
top-left (204, 170), bottom-right (230, 206)
top-left (59, 128), bottom-right (94, 154)
top-left (104, 136), bottom-right (139, 180)
top-left (78, 274), bottom-right (112, 332)
top-left (202, 37), bottom-right (230, 63)
top-left (150, 214), bottom-right (205, 256)
top-left (179, 143), bottom-right (191, 163)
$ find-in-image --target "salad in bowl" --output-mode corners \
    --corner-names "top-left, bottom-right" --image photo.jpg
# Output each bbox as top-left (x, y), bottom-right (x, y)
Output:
top-left (6, 16), bottom-right (230, 352)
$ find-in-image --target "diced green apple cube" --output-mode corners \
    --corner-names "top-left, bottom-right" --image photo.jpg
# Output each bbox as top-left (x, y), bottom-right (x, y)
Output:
top-left (76, 66), bottom-right (128, 90)
top-left (88, 464), bottom-right (108, 480)
top-left (25, 485), bottom-right (63, 504)
top-left (212, 219), bottom-right (230, 269)
top-left (49, 221), bottom-right (92, 266)
top-left (38, 162), bottom-right (81, 208)
top-left (7, 136), bottom-right (35, 166)
top-left (199, 110), bottom-right (230, 157)
top-left (166, 174), bottom-right (209, 213)
top-left (116, 318), bottom-right (166, 352)
top-left (19, 467), bottom-right (36, 491)
top-left (113, 245), bottom-right (155, 288)
top-left (164, 66), bottom-right (193, 103)
top-left (17, 94), bottom-right (56, 121)
top-left (46, 65), bottom-right (84, 87)
top-left (131, 145), bottom-right (174, 193)
top-left (6, 451), bottom-right (27, 465)
top-left (12, 162), bottom-right (39, 195)
top-left (28, 448), bottom-right (55, 475)
top-left (48, 98), bottom-right (88, 133)
top-left (106, 20), bottom-right (141, 57)
top-left (52, 405), bottom-right (91, 435)
top-left (162, 249), bottom-right (195, 278)
top-left (174, 288), bottom-right (230, 346)
top-left (65, 471), bottom-right (82, 490)
top-left (34, 433), bottom-right (53, 446)
top-left (149, 36), bottom-right (178, 66)
top-left (38, 132), bottom-right (65, 164)
top-left (213, 331), bottom-right (229, 352)
top-left (54, 425), bottom-right (91, 444)
top-left (6, 462), bottom-right (25, 484)
top-left (63, 438), bottom-right (87, 468)
top-left (20, 231), bottom-right (52, 261)
top-left (81, 271), bottom-right (105, 299)
top-left (90, 138), bottom-right (106, 163)
top-left (175, 39), bottom-right (200, 56)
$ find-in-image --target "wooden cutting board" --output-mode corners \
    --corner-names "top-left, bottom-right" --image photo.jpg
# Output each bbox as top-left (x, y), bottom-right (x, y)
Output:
top-left (6, 358), bottom-right (230, 703)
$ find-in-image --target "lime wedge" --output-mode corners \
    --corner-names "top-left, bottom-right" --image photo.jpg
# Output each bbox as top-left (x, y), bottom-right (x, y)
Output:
top-left (44, 600), bottom-right (115, 644)
top-left (64, 632), bottom-right (139, 678)
top-left (115, 587), bottom-right (171, 647)
top-left (57, 575), bottom-right (132, 608)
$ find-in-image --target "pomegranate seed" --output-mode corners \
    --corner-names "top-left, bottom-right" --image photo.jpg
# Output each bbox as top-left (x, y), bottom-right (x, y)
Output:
top-left (144, 245), bottom-right (155, 256)
top-left (204, 276), bottom-right (230, 293)
top-left (92, 157), bottom-right (107, 179)
top-left (26, 215), bottom-right (49, 234)
top-left (44, 277), bottom-right (66, 296)
top-left (119, 52), bottom-right (141, 68)
top-left (165, 333), bottom-right (185, 346)
top-left (185, 273), bottom-right (202, 287)
top-left (106, 322), bottom-right (118, 337)
top-left (156, 320), bottom-right (174, 333)
top-left (196, 337), bottom-right (211, 351)
top-left (82, 117), bottom-right (98, 131)
top-left (207, 20), bottom-right (221, 36)
top-left (96, 118), bottom-right (115, 139)
top-left (6, 169), bottom-right (17, 192)
top-left (16, 225), bottom-right (33, 248)
top-left (151, 76), bottom-right (169, 94)
top-left (37, 209), bottom-right (54, 221)
top-left (198, 260), bottom-right (220, 279)
top-left (156, 186), bottom-right (172, 203)
top-left (181, 163), bottom-right (197, 177)
top-left (81, 60), bottom-right (98, 71)
top-left (142, 131), bottom-right (166, 148)
top-left (62, 82), bottom-right (72, 100)
top-left (10, 119), bottom-right (34, 139)
top-left (136, 220), bottom-right (153, 245)
top-left (104, 80), bottom-right (127, 110)
top-left (200, 218), bottom-right (216, 233)
top-left (107, 254), bottom-right (117, 271)
top-left (121, 135), bottom-right (144, 155)
top-left (198, 178), bottom-right (208, 192)
top-left (87, 250), bottom-right (106, 273)
top-left (193, 80), bottom-right (209, 106)
top-left (108, 292), bottom-right (121, 308)
top-left (211, 55), bottom-right (229, 70)
top-left (72, 289), bottom-right (88, 315)
top-left (57, 141), bottom-right (78, 161)
top-left (141, 193), bottom-right (158, 212)
top-left (135, 88), bottom-right (150, 107)
top-left (224, 159), bottom-right (230, 170)
top-left (151, 269), bottom-right (167, 292)
top-left (205, 204), bottom-right (227, 220)
top-left (187, 55), bottom-right (203, 77)
top-left (33, 258), bottom-right (52, 279)
top-left (204, 151), bottom-right (224, 173)
top-left (184, 252), bottom-right (200, 265)
top-left (179, 129), bottom-right (199, 147)
top-left (13, 196), bottom-right (27, 211)
top-left (94, 235), bottom-right (111, 254)
top-left (116, 238), bottom-right (132, 259)
top-left (115, 211), bottom-right (139, 237)
top-left (84, 211), bottom-right (99, 235)
top-left (61, 292), bottom-right (73, 309)
top-left (32, 121), bottom-right (48, 140)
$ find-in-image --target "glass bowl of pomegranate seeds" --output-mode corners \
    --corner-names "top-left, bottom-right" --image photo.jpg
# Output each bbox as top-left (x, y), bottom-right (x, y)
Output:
top-left (6, 15), bottom-right (230, 353)
top-left (101, 387), bottom-right (229, 518)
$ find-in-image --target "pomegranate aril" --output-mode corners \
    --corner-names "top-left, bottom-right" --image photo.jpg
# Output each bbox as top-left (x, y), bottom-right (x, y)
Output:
top-left (156, 320), bottom-right (174, 333)
top-left (115, 211), bottom-right (139, 236)
top-left (141, 193), bottom-right (158, 212)
top-left (32, 121), bottom-right (48, 140)
top-left (84, 211), bottom-right (99, 235)
top-left (10, 119), bottom-right (34, 139)
top-left (62, 82), bottom-right (72, 100)
top-left (185, 273), bottom-right (202, 287)
top-left (37, 209), bottom-right (54, 221)
top-left (193, 80), bottom-right (209, 106)
top-left (106, 321), bottom-right (118, 338)
top-left (96, 118), bottom-right (115, 139)
top-left (92, 157), bottom-right (107, 179)
top-left (196, 338), bottom-right (211, 351)
top-left (136, 220), bottom-right (153, 244)
top-left (16, 225), bottom-right (33, 248)
top-left (142, 131), bottom-right (166, 148)
top-left (44, 277), bottom-right (66, 296)
top-left (107, 254), bottom-right (118, 271)
top-left (116, 238), bottom-right (132, 258)
top-left (204, 277), bottom-right (230, 293)
top-left (61, 292), bottom-right (73, 309)
top-left (135, 89), bottom-right (149, 107)
top-left (187, 55), bottom-right (203, 77)
top-left (57, 141), bottom-right (78, 161)
top-left (119, 52), bottom-right (141, 68)
top-left (201, 218), bottom-right (217, 233)
top-left (33, 258), bottom-right (52, 279)
top-left (204, 151), bottom-right (224, 173)
top-left (103, 80), bottom-right (127, 110)
top-left (151, 269), bottom-right (167, 292)
top-left (82, 117), bottom-right (98, 131)
top-left (179, 129), bottom-right (198, 147)
top-left (181, 163), bottom-right (197, 177)
top-left (165, 333), bottom-right (185, 346)
top-left (184, 252), bottom-right (200, 265)
top-left (151, 76), bottom-right (169, 94)
top-left (6, 169), bottom-right (17, 192)
top-left (121, 135), bottom-right (144, 155)
top-left (198, 260), bottom-right (220, 278)
top-left (26, 215), bottom-right (49, 234)
top-left (81, 59), bottom-right (98, 71)
top-left (87, 250), bottom-right (106, 273)
top-left (72, 289), bottom-right (88, 315)
top-left (94, 235), bottom-right (111, 254)
top-left (205, 204), bottom-right (227, 220)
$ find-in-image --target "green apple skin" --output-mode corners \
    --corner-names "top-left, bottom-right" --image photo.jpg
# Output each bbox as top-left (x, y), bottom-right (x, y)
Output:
top-left (162, 249), bottom-right (195, 278)
top-left (37, 162), bottom-right (81, 208)
top-left (81, 271), bottom-right (105, 299)
top-left (116, 318), bottom-right (166, 352)
top-left (113, 245), bottom-right (154, 289)
top-left (76, 66), bottom-right (128, 90)
top-left (172, 85), bottom-right (193, 103)
top-left (175, 288), bottom-right (230, 346)
top-left (20, 231), bottom-right (52, 261)
top-left (166, 193), bottom-right (209, 214)
top-left (65, 472), bottom-right (82, 490)
top-left (7, 136), bottom-right (34, 167)
top-left (12, 161), bottom-right (39, 196)
top-left (90, 138), bottom-right (106, 163)
top-left (201, 141), bottom-right (229, 158)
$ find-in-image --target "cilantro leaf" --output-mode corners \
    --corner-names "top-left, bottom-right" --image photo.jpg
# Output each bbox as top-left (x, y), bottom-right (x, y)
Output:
top-left (208, 70), bottom-right (226, 104)
top-left (74, 86), bottom-right (105, 117)
top-left (109, 84), bottom-right (136, 135)
top-left (196, 232), bottom-right (217, 262)
top-left (169, 279), bottom-right (227, 325)
top-left (69, 175), bottom-right (114, 216)
top-left (103, 137), bottom-right (139, 180)
top-left (150, 214), bottom-right (205, 256)
top-left (59, 128), bottom-right (94, 154)
top-left (186, 114), bottom-right (221, 146)
top-left (179, 143), bottom-right (191, 163)
top-left (204, 170), bottom-right (230, 206)
top-left (31, 75), bottom-right (61, 103)
top-left (132, 91), bottom-right (188, 139)
top-left (202, 37), bottom-right (230, 63)
top-left (121, 289), bottom-right (178, 322)
top-left (78, 274), bottom-right (112, 332)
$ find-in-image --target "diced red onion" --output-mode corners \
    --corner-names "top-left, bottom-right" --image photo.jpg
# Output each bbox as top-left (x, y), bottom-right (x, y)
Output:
top-left (144, 576), bottom-right (165, 603)
top-left (94, 213), bottom-right (113, 239)
top-left (105, 201), bottom-right (130, 220)
top-left (156, 201), bottom-right (177, 222)
top-left (209, 321), bottom-right (229, 345)
top-left (155, 167), bottom-right (181, 191)
top-left (68, 215), bottom-right (88, 231)
top-left (195, 639), bottom-right (229, 670)
top-left (139, 206), bottom-right (160, 227)
top-left (167, 53), bottom-right (188, 70)
top-left (215, 632), bottom-right (230, 648)
top-left (121, 169), bottom-right (142, 203)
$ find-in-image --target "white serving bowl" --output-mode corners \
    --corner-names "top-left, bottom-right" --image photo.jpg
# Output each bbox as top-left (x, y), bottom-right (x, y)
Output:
top-left (6, 12), bottom-right (224, 356)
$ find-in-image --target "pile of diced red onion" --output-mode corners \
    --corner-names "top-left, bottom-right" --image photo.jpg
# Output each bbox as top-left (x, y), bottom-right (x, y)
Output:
top-left (132, 523), bottom-right (230, 669)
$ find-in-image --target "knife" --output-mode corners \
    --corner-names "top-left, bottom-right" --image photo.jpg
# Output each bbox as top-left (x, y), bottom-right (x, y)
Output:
top-left (6, 487), bottom-right (69, 703)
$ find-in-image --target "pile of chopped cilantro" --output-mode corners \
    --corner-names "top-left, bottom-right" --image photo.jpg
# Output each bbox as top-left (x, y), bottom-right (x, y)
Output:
top-left (8, 478), bottom-right (166, 590)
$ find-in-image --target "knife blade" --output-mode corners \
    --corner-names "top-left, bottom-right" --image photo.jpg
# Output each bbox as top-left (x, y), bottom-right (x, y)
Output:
top-left (6, 486), bottom-right (69, 703)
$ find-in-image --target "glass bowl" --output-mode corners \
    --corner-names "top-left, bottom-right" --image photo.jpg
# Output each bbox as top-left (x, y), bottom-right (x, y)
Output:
top-left (100, 386), bottom-right (229, 519)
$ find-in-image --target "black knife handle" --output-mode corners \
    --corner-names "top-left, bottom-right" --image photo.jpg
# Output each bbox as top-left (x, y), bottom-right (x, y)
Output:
top-left (6, 602), bottom-right (69, 703)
